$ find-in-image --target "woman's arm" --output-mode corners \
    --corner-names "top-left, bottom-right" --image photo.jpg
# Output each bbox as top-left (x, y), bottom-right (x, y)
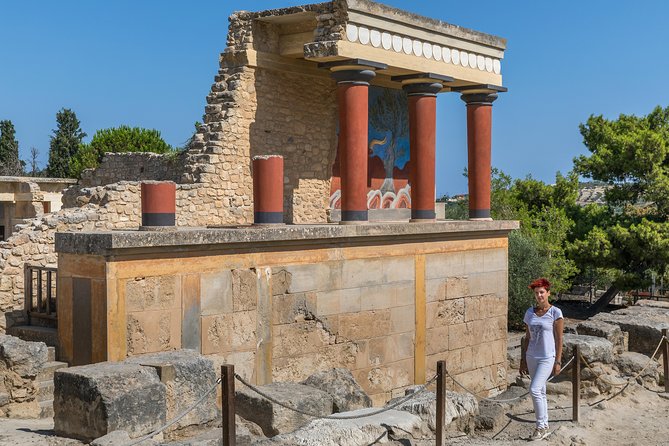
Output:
top-left (553, 317), bottom-right (564, 375)
top-left (520, 324), bottom-right (530, 375)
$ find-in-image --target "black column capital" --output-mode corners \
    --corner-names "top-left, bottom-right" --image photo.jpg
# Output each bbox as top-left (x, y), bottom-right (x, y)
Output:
top-left (460, 93), bottom-right (498, 105)
top-left (330, 69), bottom-right (376, 85)
top-left (402, 82), bottom-right (443, 97)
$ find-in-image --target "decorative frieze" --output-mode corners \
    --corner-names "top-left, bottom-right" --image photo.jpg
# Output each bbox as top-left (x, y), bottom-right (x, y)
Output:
top-left (345, 23), bottom-right (502, 75)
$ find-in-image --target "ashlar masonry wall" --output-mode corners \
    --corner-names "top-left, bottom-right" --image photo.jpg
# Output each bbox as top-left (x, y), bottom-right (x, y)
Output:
top-left (55, 222), bottom-right (514, 404)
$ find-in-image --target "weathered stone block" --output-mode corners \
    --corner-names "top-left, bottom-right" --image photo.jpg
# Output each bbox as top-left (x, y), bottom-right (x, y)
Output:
top-left (562, 334), bottom-right (614, 364)
top-left (577, 320), bottom-right (625, 354)
top-left (301, 368), bottom-right (372, 412)
top-left (382, 257), bottom-right (415, 283)
top-left (272, 292), bottom-right (316, 324)
top-left (54, 363), bottom-right (166, 441)
top-left (359, 284), bottom-right (395, 311)
top-left (284, 262), bottom-right (341, 293)
top-left (125, 275), bottom-right (181, 312)
top-left (125, 350), bottom-right (219, 433)
top-left (201, 313), bottom-right (232, 354)
top-left (236, 382), bottom-right (333, 436)
top-left (339, 310), bottom-right (391, 341)
top-left (0, 334), bottom-right (48, 378)
top-left (614, 351), bottom-right (660, 383)
top-left (426, 252), bottom-right (465, 279)
top-left (266, 408), bottom-right (425, 446)
top-left (126, 309), bottom-right (181, 355)
top-left (232, 269), bottom-right (258, 312)
top-left (390, 305), bottom-right (414, 334)
top-left (200, 270), bottom-right (232, 315)
top-left (341, 258), bottom-right (383, 288)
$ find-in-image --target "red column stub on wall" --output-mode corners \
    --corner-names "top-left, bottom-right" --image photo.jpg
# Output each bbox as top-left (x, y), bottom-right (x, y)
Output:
top-left (461, 92), bottom-right (498, 220)
top-left (140, 181), bottom-right (176, 227)
top-left (252, 155), bottom-right (284, 224)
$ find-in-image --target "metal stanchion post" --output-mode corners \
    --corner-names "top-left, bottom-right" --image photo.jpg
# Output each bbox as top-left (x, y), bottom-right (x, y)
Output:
top-left (663, 329), bottom-right (669, 394)
top-left (572, 345), bottom-right (580, 422)
top-left (436, 360), bottom-right (445, 446)
top-left (222, 365), bottom-right (236, 446)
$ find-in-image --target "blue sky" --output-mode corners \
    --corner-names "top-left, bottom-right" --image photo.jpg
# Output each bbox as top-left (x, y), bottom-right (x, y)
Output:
top-left (2, 1), bottom-right (669, 196)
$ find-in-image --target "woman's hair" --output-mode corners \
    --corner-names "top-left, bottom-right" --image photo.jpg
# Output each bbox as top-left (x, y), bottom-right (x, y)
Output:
top-left (528, 277), bottom-right (551, 290)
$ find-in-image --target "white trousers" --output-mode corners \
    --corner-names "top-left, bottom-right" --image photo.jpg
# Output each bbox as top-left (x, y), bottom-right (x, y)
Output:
top-left (526, 355), bottom-right (554, 429)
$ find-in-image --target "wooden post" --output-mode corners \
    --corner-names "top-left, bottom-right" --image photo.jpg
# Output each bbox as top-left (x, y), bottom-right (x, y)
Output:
top-left (436, 360), bottom-right (446, 446)
top-left (663, 329), bottom-right (669, 394)
top-left (572, 345), bottom-right (580, 422)
top-left (221, 365), bottom-right (236, 446)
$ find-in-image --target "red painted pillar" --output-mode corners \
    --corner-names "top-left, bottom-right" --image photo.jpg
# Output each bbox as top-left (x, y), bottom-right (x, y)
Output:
top-left (461, 93), bottom-right (497, 220)
top-left (404, 82), bottom-right (442, 221)
top-left (252, 155), bottom-right (284, 224)
top-left (332, 69), bottom-right (376, 224)
top-left (141, 181), bottom-right (176, 227)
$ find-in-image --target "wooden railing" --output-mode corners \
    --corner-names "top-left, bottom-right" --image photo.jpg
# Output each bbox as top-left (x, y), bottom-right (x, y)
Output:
top-left (24, 265), bottom-right (57, 324)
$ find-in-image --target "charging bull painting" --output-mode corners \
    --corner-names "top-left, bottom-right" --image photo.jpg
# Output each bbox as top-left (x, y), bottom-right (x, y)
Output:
top-left (329, 85), bottom-right (411, 210)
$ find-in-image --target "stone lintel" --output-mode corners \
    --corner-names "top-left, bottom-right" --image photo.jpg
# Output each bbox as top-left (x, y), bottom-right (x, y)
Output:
top-left (54, 221), bottom-right (520, 256)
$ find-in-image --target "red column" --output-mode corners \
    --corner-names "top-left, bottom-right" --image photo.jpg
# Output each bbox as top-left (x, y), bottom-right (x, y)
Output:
top-left (404, 82), bottom-right (442, 221)
top-left (332, 69), bottom-right (376, 224)
top-left (141, 181), bottom-right (176, 227)
top-left (252, 155), bottom-right (284, 224)
top-left (462, 93), bottom-right (497, 220)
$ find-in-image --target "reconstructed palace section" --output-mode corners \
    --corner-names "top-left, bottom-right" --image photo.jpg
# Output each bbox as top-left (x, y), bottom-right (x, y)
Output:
top-left (55, 222), bottom-right (515, 403)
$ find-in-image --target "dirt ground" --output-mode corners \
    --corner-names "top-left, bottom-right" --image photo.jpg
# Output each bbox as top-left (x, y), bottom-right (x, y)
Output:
top-left (2, 384), bottom-right (668, 445)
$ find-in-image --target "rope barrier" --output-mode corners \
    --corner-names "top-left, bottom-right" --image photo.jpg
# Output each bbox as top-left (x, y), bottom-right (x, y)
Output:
top-left (443, 356), bottom-right (575, 404)
top-left (124, 377), bottom-right (222, 446)
top-left (234, 372), bottom-right (439, 420)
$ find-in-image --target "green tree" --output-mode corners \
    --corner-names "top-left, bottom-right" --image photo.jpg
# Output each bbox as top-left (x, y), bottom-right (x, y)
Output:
top-left (69, 126), bottom-right (173, 178)
top-left (573, 106), bottom-right (669, 292)
top-left (0, 120), bottom-right (23, 176)
top-left (46, 109), bottom-right (86, 178)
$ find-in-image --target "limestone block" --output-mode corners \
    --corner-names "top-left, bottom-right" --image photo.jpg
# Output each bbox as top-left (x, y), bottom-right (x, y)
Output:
top-left (353, 359), bottom-right (413, 396)
top-left (125, 275), bottom-right (181, 312)
top-left (125, 350), bottom-right (219, 433)
top-left (614, 351), bottom-right (660, 383)
top-left (437, 298), bottom-right (465, 327)
top-left (591, 306), bottom-right (669, 356)
top-left (368, 332), bottom-right (414, 365)
top-left (448, 322), bottom-right (471, 350)
top-left (272, 292), bottom-right (317, 324)
top-left (283, 262), bottom-right (342, 293)
top-left (390, 305), bottom-right (414, 334)
top-left (200, 270), bottom-right (232, 315)
top-left (201, 314), bottom-right (232, 354)
top-left (426, 252), bottom-right (465, 279)
top-left (54, 363), bottom-right (166, 442)
top-left (381, 257), bottom-right (415, 283)
top-left (272, 342), bottom-right (358, 383)
top-left (270, 269), bottom-right (291, 296)
top-left (562, 334), bottom-right (614, 364)
top-left (273, 321), bottom-right (333, 358)
top-left (265, 408), bottom-right (425, 446)
top-left (126, 309), bottom-right (181, 355)
top-left (339, 310), bottom-right (391, 341)
top-left (232, 269), bottom-right (258, 312)
top-left (359, 284), bottom-right (396, 311)
top-left (301, 368), bottom-right (372, 412)
top-left (577, 320), bottom-right (625, 354)
top-left (426, 325), bottom-right (448, 355)
top-left (236, 382), bottom-right (333, 436)
top-left (0, 334), bottom-right (48, 377)
top-left (388, 386), bottom-right (478, 432)
top-left (341, 258), bottom-right (384, 288)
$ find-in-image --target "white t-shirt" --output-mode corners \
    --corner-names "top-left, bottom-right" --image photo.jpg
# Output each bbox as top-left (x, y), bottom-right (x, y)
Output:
top-left (523, 305), bottom-right (563, 359)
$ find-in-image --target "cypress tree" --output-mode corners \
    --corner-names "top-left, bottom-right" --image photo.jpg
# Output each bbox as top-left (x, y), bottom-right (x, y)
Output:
top-left (0, 120), bottom-right (22, 176)
top-left (46, 108), bottom-right (86, 178)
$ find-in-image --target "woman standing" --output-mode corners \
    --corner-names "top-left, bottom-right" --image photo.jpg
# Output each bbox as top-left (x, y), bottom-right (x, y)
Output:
top-left (519, 278), bottom-right (564, 441)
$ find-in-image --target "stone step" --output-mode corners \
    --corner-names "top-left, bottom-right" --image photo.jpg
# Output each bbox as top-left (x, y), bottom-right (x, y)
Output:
top-left (7, 325), bottom-right (58, 347)
top-left (37, 380), bottom-right (54, 402)
top-left (39, 399), bottom-right (54, 419)
top-left (48, 346), bottom-right (56, 362)
top-left (37, 361), bottom-right (68, 382)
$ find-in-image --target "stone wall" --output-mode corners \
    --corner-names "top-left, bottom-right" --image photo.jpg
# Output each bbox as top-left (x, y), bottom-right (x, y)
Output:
top-left (56, 225), bottom-right (513, 404)
top-left (79, 152), bottom-right (187, 187)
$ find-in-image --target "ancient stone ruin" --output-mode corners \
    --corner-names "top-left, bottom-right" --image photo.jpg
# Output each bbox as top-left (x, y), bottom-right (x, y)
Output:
top-left (1, 1), bottom-right (524, 442)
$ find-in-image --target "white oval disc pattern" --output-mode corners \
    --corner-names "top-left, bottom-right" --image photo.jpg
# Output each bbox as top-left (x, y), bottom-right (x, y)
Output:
top-left (381, 32), bottom-right (392, 50)
top-left (370, 29), bottom-right (381, 47)
top-left (342, 23), bottom-right (502, 74)
top-left (433, 44), bottom-right (442, 61)
top-left (358, 27), bottom-right (370, 45)
top-left (402, 37), bottom-right (412, 54)
top-left (346, 24), bottom-right (358, 42)
top-left (413, 40), bottom-right (422, 57)
top-left (450, 48), bottom-right (459, 65)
